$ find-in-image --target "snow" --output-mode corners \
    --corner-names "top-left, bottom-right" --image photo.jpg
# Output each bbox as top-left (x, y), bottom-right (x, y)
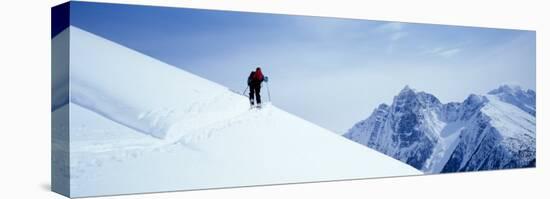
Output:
top-left (53, 26), bottom-right (420, 197)
top-left (421, 121), bottom-right (463, 173)
top-left (70, 26), bottom-right (250, 140)
top-left (345, 85), bottom-right (536, 174)
top-left (487, 84), bottom-right (536, 116)
top-left (482, 95), bottom-right (536, 137)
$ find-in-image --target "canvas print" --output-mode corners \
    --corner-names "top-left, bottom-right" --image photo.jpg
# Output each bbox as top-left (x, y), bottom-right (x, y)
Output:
top-left (52, 1), bottom-right (536, 198)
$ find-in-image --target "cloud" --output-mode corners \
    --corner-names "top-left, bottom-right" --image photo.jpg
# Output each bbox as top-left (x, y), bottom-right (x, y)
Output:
top-left (376, 22), bottom-right (408, 41)
top-left (426, 47), bottom-right (462, 58)
top-left (439, 48), bottom-right (461, 57)
top-left (390, 32), bottom-right (408, 41)
top-left (375, 22), bottom-right (409, 54)
top-left (375, 22), bottom-right (404, 32)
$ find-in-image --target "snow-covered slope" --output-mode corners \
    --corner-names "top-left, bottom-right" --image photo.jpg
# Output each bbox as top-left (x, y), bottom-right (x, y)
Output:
top-left (52, 26), bottom-right (420, 197)
top-left (344, 86), bottom-right (535, 173)
top-left (487, 84), bottom-right (536, 116)
top-left (68, 26), bottom-right (252, 140)
top-left (441, 94), bottom-right (536, 172)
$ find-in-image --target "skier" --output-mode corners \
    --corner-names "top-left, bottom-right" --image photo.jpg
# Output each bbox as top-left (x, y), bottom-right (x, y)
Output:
top-left (247, 67), bottom-right (266, 108)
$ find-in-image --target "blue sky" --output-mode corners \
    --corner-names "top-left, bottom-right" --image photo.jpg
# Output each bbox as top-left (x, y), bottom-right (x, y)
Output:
top-left (70, 2), bottom-right (536, 134)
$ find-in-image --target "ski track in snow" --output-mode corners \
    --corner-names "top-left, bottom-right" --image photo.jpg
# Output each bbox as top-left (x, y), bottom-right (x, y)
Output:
top-left (177, 106), bottom-right (268, 146)
top-left (69, 102), bottom-right (303, 183)
top-left (68, 102), bottom-right (265, 181)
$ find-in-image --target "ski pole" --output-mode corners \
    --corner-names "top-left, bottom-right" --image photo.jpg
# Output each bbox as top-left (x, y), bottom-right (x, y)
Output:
top-left (242, 86), bottom-right (249, 96)
top-left (266, 82), bottom-right (271, 102)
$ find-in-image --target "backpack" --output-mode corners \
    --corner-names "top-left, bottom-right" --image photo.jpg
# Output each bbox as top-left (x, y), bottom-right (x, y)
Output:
top-left (247, 72), bottom-right (255, 85)
top-left (254, 69), bottom-right (264, 82)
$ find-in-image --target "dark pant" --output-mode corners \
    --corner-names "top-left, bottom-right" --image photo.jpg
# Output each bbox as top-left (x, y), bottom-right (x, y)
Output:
top-left (249, 84), bottom-right (261, 105)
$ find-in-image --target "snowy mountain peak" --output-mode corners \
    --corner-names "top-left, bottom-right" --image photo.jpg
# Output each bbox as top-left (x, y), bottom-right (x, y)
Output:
top-left (393, 86), bottom-right (441, 110)
top-left (378, 103), bottom-right (390, 110)
top-left (345, 85), bottom-right (536, 173)
top-left (464, 93), bottom-right (486, 104)
top-left (393, 86), bottom-right (418, 110)
top-left (488, 84), bottom-right (528, 95)
top-left (398, 85), bottom-right (415, 95)
top-left (487, 84), bottom-right (535, 116)
top-left (462, 94), bottom-right (487, 109)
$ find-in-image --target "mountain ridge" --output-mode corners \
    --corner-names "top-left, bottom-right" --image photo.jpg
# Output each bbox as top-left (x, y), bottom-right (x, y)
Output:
top-left (344, 85), bottom-right (535, 173)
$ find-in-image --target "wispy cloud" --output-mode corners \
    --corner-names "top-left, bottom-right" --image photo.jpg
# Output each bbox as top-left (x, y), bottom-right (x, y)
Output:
top-left (439, 48), bottom-right (461, 57)
top-left (375, 22), bottom-right (408, 41)
top-left (426, 47), bottom-right (462, 58)
top-left (375, 22), bottom-right (408, 54)
top-left (390, 32), bottom-right (408, 41)
top-left (375, 22), bottom-right (404, 32)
